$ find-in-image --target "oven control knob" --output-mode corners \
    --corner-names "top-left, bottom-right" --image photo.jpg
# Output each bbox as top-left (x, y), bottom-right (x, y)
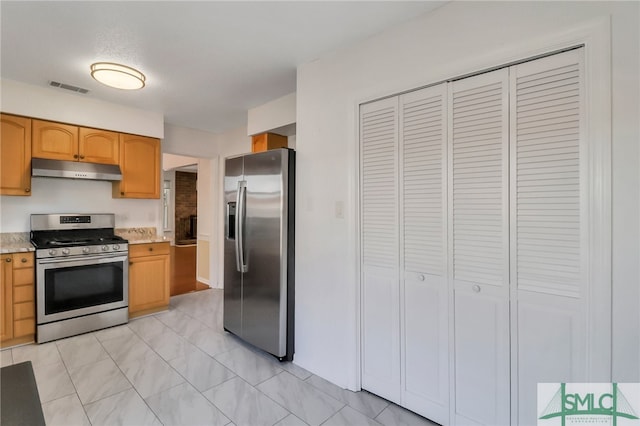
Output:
top-left (62, 248), bottom-right (70, 255)
top-left (48, 249), bottom-right (57, 256)
top-left (113, 244), bottom-right (120, 251)
top-left (82, 247), bottom-right (91, 254)
top-left (102, 245), bottom-right (109, 251)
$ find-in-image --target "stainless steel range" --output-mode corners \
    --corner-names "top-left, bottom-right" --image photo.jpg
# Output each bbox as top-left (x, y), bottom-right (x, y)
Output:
top-left (30, 214), bottom-right (129, 343)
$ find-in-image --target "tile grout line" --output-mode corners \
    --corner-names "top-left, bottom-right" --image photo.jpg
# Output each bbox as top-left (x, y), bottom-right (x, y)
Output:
top-left (166, 301), bottom-right (300, 425)
top-left (303, 374), bottom-right (391, 421)
top-left (128, 312), bottom-right (243, 423)
top-left (244, 370), bottom-right (297, 419)
top-left (175, 293), bottom-right (351, 425)
top-left (52, 338), bottom-right (93, 425)
top-left (201, 374), bottom-right (292, 426)
top-left (256, 370), bottom-right (347, 425)
top-left (32, 290), bottom-right (413, 426)
top-left (92, 325), bottom-right (166, 424)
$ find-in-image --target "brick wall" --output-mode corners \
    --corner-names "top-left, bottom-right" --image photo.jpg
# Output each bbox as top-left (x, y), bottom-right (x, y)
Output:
top-left (175, 171), bottom-right (197, 240)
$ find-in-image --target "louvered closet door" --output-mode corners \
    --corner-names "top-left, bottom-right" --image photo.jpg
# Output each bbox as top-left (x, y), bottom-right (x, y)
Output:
top-left (510, 49), bottom-right (587, 425)
top-left (399, 84), bottom-right (449, 425)
top-left (449, 68), bottom-right (510, 426)
top-left (360, 97), bottom-right (401, 403)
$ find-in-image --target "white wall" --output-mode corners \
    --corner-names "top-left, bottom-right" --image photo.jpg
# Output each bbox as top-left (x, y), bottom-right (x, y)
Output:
top-left (162, 124), bottom-right (219, 285)
top-left (0, 177), bottom-right (162, 232)
top-left (295, 1), bottom-right (639, 388)
top-left (0, 79), bottom-right (163, 138)
top-left (196, 158), bottom-right (214, 284)
top-left (163, 123), bottom-right (217, 158)
top-left (247, 92), bottom-right (296, 136)
top-left (214, 126), bottom-right (252, 288)
top-left (160, 124), bottom-right (249, 288)
top-left (162, 153), bottom-right (198, 171)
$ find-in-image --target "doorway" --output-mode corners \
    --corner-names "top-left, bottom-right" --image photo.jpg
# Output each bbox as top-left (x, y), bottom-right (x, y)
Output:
top-left (163, 155), bottom-right (210, 296)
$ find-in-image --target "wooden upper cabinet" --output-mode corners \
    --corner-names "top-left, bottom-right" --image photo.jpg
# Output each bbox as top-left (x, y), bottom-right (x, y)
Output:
top-left (113, 134), bottom-right (160, 199)
top-left (0, 114), bottom-right (32, 196)
top-left (251, 132), bottom-right (287, 153)
top-left (32, 119), bottom-right (119, 165)
top-left (79, 128), bottom-right (119, 165)
top-left (32, 119), bottom-right (78, 161)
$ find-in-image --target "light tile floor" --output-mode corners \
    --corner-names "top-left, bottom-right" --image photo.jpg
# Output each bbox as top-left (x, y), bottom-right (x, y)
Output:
top-left (1, 289), bottom-right (440, 426)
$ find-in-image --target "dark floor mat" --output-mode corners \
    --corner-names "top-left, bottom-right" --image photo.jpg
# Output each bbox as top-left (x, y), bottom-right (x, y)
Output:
top-left (1, 361), bottom-right (46, 426)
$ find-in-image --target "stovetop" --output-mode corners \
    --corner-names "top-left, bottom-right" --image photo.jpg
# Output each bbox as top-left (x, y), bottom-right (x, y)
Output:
top-left (30, 214), bottom-right (129, 259)
top-left (31, 229), bottom-right (128, 259)
top-left (30, 229), bottom-right (127, 250)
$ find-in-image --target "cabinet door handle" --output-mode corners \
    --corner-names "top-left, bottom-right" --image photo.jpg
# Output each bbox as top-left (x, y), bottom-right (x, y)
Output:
top-left (21, 258), bottom-right (27, 263)
top-left (73, 154), bottom-right (78, 159)
top-left (25, 188), bottom-right (30, 193)
top-left (121, 192), bottom-right (125, 196)
top-left (418, 274), bottom-right (425, 281)
top-left (79, 155), bottom-right (85, 159)
top-left (149, 247), bottom-right (153, 251)
top-left (129, 262), bottom-right (133, 266)
top-left (5, 258), bottom-right (11, 263)
top-left (472, 284), bottom-right (481, 293)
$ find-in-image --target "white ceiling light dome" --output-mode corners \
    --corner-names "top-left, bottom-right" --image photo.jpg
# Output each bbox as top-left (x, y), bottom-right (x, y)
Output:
top-left (90, 62), bottom-right (145, 90)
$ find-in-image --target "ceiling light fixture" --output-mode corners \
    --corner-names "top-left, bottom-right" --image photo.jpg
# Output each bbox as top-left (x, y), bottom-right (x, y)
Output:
top-left (90, 62), bottom-right (146, 90)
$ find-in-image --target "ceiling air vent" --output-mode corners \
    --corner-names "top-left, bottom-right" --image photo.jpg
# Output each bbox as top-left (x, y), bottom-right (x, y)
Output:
top-left (49, 81), bottom-right (89, 94)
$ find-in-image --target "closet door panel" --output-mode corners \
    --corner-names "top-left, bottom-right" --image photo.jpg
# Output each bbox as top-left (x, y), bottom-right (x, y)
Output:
top-left (400, 85), bottom-right (448, 424)
top-left (360, 97), bottom-right (400, 403)
top-left (401, 86), bottom-right (447, 276)
top-left (403, 273), bottom-right (449, 424)
top-left (450, 70), bottom-right (509, 289)
top-left (515, 291), bottom-right (585, 425)
top-left (510, 48), bottom-right (588, 426)
top-left (449, 68), bottom-right (510, 425)
top-left (362, 266), bottom-right (400, 402)
top-left (454, 287), bottom-right (510, 426)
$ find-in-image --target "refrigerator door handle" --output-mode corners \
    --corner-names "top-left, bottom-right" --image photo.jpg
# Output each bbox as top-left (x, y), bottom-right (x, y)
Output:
top-left (236, 181), bottom-right (248, 273)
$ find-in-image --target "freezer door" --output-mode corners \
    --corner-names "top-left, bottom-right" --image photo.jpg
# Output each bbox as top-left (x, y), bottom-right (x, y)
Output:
top-left (242, 149), bottom-right (289, 357)
top-left (223, 156), bottom-right (244, 337)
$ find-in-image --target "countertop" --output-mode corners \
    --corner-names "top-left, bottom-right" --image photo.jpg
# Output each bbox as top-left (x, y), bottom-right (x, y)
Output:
top-left (0, 242), bottom-right (35, 254)
top-left (115, 227), bottom-right (166, 245)
top-left (0, 233), bottom-right (35, 254)
top-left (126, 238), bottom-right (169, 245)
top-left (0, 228), bottom-right (168, 253)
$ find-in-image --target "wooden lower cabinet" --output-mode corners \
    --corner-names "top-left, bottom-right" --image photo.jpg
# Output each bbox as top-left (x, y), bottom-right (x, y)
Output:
top-left (1, 255), bottom-right (13, 342)
top-left (129, 242), bottom-right (170, 317)
top-left (1, 253), bottom-right (35, 347)
top-left (171, 244), bottom-right (197, 296)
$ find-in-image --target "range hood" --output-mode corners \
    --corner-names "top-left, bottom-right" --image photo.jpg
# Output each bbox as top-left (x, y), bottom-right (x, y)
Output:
top-left (31, 158), bottom-right (122, 181)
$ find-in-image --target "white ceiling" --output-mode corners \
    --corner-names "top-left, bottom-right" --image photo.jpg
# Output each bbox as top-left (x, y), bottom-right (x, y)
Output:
top-left (1, 1), bottom-right (444, 134)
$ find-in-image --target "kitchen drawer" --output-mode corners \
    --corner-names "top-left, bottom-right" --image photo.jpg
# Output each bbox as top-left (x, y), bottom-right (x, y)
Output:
top-left (13, 285), bottom-right (34, 303)
top-left (14, 318), bottom-right (35, 337)
top-left (11, 254), bottom-right (33, 269)
top-left (130, 242), bottom-right (170, 258)
top-left (14, 302), bottom-right (34, 321)
top-left (13, 268), bottom-right (33, 287)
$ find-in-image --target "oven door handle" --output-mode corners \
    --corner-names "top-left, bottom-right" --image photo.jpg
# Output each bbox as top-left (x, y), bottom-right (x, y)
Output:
top-left (37, 253), bottom-right (128, 265)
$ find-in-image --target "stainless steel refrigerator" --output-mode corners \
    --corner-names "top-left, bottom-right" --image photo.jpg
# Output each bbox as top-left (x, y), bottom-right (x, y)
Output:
top-left (223, 148), bottom-right (295, 361)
